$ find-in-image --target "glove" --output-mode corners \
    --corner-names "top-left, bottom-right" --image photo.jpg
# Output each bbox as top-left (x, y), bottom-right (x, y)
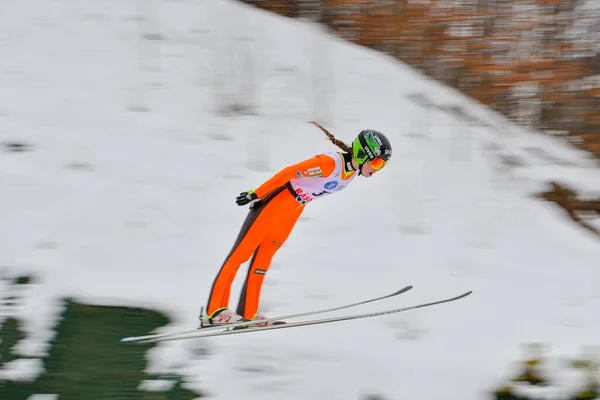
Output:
top-left (236, 190), bottom-right (259, 206)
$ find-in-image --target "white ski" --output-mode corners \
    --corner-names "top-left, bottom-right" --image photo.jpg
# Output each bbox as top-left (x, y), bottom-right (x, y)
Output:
top-left (123, 289), bottom-right (472, 344)
top-left (120, 285), bottom-right (413, 344)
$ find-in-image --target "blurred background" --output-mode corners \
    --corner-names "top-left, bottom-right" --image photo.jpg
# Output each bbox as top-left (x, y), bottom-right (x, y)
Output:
top-left (1, 1), bottom-right (599, 400)
top-left (246, 0), bottom-right (600, 156)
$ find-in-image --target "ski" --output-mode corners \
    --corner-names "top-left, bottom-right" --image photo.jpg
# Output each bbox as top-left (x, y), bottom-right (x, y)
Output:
top-left (120, 285), bottom-right (413, 344)
top-left (127, 290), bottom-right (472, 344)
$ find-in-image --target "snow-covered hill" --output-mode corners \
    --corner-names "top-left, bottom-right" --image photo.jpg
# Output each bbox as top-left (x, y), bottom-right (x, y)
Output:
top-left (1, 0), bottom-right (599, 399)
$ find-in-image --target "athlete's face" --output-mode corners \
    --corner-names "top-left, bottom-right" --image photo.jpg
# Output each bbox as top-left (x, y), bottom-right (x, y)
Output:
top-left (361, 162), bottom-right (378, 177)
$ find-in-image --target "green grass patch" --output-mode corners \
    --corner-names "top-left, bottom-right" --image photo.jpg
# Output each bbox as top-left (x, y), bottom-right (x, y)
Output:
top-left (1, 293), bottom-right (201, 400)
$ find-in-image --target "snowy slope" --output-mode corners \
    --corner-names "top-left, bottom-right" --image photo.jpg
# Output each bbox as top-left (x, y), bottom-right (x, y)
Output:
top-left (1, 0), bottom-right (600, 399)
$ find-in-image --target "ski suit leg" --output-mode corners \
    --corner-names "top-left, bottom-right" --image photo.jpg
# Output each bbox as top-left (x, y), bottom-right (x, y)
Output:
top-left (236, 199), bottom-right (303, 319)
top-left (206, 187), bottom-right (302, 317)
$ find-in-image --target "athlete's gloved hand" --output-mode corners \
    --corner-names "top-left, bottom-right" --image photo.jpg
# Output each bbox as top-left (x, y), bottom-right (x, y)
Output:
top-left (236, 190), bottom-right (259, 206)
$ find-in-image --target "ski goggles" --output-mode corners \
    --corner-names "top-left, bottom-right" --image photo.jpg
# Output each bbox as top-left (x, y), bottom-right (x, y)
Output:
top-left (368, 157), bottom-right (387, 171)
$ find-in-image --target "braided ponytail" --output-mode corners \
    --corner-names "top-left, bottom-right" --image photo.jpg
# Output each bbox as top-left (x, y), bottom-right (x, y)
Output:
top-left (310, 122), bottom-right (352, 153)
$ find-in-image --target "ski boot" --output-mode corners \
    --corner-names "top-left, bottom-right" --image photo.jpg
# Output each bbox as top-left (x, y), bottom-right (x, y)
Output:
top-left (199, 307), bottom-right (245, 328)
top-left (250, 313), bottom-right (286, 327)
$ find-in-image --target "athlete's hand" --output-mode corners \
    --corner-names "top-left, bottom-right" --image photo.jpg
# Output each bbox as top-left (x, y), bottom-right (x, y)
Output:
top-left (236, 190), bottom-right (259, 206)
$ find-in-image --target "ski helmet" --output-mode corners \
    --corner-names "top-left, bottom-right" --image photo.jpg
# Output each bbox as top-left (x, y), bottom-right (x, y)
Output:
top-left (352, 129), bottom-right (392, 170)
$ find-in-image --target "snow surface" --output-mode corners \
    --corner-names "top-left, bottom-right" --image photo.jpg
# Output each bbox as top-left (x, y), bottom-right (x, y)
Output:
top-left (1, 0), bottom-right (599, 399)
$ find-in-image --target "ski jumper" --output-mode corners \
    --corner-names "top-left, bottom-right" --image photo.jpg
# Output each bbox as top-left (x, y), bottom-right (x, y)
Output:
top-left (206, 151), bottom-right (357, 319)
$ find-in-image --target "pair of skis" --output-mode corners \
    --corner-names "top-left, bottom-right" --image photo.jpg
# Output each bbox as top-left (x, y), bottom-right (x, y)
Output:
top-left (120, 286), bottom-right (472, 344)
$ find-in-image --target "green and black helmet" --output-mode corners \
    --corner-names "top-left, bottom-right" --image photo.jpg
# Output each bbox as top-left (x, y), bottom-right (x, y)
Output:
top-left (352, 129), bottom-right (392, 171)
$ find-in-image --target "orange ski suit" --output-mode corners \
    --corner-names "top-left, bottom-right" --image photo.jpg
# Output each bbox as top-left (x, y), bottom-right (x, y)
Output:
top-left (206, 151), bottom-right (357, 319)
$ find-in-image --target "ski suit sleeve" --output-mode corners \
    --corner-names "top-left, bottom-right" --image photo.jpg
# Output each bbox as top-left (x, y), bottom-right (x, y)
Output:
top-left (253, 154), bottom-right (336, 199)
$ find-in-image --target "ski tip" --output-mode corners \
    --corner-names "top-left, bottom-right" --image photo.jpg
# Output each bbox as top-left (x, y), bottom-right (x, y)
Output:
top-left (395, 285), bottom-right (413, 294)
